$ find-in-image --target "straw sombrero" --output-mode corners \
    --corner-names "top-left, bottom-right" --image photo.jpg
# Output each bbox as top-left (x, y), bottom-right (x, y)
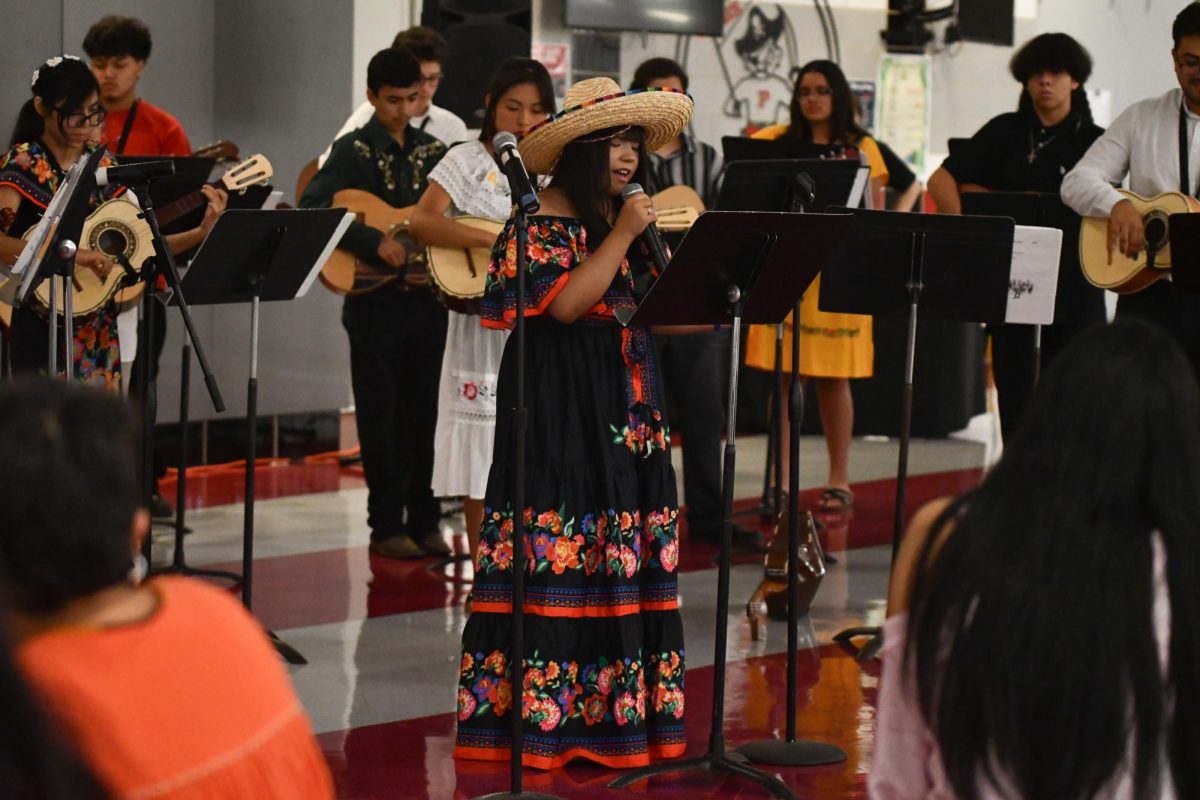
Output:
top-left (518, 77), bottom-right (694, 174)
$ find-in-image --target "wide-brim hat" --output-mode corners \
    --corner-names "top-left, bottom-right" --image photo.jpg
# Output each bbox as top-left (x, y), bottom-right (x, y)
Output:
top-left (518, 77), bottom-right (694, 174)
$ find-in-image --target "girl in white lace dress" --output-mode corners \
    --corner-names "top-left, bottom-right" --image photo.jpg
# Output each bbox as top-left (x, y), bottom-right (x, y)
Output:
top-left (411, 58), bottom-right (556, 562)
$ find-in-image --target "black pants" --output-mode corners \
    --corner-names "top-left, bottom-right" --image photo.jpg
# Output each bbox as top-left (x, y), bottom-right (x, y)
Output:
top-left (988, 319), bottom-right (1101, 441)
top-left (1116, 281), bottom-right (1200, 379)
top-left (653, 329), bottom-right (729, 540)
top-left (343, 288), bottom-right (447, 540)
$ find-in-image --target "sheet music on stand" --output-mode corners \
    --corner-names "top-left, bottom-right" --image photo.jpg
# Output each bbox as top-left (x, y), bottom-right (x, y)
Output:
top-left (1005, 225), bottom-right (1062, 325)
top-left (5, 154), bottom-right (90, 283)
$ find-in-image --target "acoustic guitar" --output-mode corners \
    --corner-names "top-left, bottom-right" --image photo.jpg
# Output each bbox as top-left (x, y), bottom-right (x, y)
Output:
top-left (419, 185), bottom-right (706, 311)
top-left (651, 184), bottom-right (705, 231)
top-left (19, 154), bottom-right (273, 319)
top-left (1079, 189), bottom-right (1200, 293)
top-left (318, 189), bottom-right (423, 296)
top-left (426, 216), bottom-right (505, 312)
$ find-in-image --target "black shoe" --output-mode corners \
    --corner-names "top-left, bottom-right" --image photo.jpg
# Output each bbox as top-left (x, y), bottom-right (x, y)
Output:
top-left (149, 492), bottom-right (174, 519)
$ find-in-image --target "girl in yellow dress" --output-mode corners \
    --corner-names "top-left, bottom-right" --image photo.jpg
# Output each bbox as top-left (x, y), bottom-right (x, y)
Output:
top-left (744, 60), bottom-right (889, 511)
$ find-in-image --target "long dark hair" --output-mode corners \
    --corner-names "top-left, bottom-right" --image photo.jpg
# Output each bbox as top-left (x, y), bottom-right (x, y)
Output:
top-left (10, 57), bottom-right (100, 148)
top-left (906, 319), bottom-right (1200, 800)
top-left (0, 601), bottom-right (108, 798)
top-left (549, 126), bottom-right (647, 246)
top-left (785, 60), bottom-right (866, 145)
top-left (480, 57), bottom-right (557, 143)
top-left (0, 378), bottom-right (141, 616)
top-left (1011, 32), bottom-right (1095, 123)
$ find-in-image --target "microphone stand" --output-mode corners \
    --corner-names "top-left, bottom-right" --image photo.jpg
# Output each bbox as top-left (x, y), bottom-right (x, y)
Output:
top-left (471, 145), bottom-right (562, 800)
top-left (125, 180), bottom-right (225, 570)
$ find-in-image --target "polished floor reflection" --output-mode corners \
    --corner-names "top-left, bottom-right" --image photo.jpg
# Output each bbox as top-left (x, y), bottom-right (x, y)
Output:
top-left (155, 431), bottom-right (989, 799)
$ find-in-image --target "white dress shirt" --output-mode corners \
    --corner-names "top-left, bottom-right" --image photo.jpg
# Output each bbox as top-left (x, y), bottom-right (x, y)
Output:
top-left (1061, 88), bottom-right (1200, 217)
top-left (317, 102), bottom-right (470, 166)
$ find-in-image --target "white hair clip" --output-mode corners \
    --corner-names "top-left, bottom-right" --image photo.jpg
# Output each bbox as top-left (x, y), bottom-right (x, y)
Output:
top-left (30, 54), bottom-right (83, 89)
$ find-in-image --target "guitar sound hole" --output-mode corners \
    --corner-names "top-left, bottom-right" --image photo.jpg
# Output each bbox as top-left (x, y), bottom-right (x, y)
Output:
top-left (96, 228), bottom-right (128, 257)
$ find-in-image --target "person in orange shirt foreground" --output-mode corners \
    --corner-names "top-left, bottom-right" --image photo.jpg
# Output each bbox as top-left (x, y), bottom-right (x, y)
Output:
top-left (0, 377), bottom-right (333, 799)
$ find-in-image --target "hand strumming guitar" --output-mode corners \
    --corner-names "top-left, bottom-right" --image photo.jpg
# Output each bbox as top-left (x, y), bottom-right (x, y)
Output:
top-left (75, 249), bottom-right (114, 280)
top-left (1107, 199), bottom-right (1145, 262)
top-left (376, 234), bottom-right (407, 269)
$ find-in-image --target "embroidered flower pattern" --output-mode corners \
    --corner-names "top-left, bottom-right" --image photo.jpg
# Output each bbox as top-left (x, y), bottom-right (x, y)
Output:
top-left (476, 504), bottom-right (677, 580)
top-left (459, 647), bottom-right (682, 732)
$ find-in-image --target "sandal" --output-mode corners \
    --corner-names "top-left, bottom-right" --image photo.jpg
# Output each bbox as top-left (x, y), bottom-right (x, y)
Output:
top-left (816, 487), bottom-right (854, 513)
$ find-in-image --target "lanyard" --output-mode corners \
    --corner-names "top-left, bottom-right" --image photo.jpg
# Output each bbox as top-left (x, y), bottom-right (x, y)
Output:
top-left (116, 99), bottom-right (139, 155)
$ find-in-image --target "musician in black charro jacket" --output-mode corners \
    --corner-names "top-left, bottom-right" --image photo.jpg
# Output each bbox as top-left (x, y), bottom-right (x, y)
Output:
top-left (300, 48), bottom-right (449, 560)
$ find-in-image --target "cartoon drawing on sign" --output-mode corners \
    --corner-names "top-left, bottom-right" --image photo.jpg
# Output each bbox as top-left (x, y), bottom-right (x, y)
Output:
top-left (717, 4), bottom-right (798, 134)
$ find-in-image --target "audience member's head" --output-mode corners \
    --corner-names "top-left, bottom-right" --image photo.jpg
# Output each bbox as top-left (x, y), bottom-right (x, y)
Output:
top-left (392, 26), bottom-right (449, 117)
top-left (907, 319), bottom-right (1200, 800)
top-left (0, 377), bottom-right (145, 616)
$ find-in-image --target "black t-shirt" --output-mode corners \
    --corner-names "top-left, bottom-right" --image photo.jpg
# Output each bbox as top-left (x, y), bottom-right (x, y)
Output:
top-left (876, 139), bottom-right (916, 195)
top-left (942, 109), bottom-right (1106, 324)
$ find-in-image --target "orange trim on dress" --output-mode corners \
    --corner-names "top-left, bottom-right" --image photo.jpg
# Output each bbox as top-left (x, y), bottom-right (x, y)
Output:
top-left (453, 742), bottom-right (687, 770)
top-left (472, 599), bottom-right (679, 617)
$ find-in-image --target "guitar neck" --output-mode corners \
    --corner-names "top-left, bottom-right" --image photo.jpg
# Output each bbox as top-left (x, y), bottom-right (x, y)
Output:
top-left (153, 183), bottom-right (216, 228)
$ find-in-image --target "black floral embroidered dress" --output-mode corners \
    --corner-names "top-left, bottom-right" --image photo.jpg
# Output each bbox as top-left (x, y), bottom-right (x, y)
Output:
top-left (0, 141), bottom-right (125, 386)
top-left (454, 216), bottom-right (686, 769)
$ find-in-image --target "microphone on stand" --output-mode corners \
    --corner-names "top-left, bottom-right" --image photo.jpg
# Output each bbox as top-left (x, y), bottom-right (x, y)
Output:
top-left (95, 160), bottom-right (175, 187)
top-left (621, 182), bottom-right (669, 274)
top-left (492, 131), bottom-right (540, 214)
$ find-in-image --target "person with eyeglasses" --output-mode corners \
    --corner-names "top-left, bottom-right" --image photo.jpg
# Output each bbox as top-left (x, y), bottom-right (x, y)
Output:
top-left (0, 56), bottom-right (224, 388)
top-left (83, 16), bottom-right (190, 157)
top-left (318, 26), bottom-right (469, 167)
top-left (1062, 2), bottom-right (1200, 377)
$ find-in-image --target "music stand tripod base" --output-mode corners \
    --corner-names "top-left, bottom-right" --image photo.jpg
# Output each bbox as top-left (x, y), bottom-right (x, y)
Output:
top-left (608, 752), bottom-right (795, 799)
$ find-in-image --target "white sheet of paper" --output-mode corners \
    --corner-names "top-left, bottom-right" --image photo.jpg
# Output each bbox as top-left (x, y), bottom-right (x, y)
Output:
top-left (1005, 225), bottom-right (1062, 325)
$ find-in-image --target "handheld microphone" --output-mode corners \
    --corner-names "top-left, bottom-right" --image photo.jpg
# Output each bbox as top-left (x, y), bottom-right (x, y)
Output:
top-left (95, 160), bottom-right (176, 187)
top-left (492, 132), bottom-right (539, 215)
top-left (621, 183), bottom-right (669, 274)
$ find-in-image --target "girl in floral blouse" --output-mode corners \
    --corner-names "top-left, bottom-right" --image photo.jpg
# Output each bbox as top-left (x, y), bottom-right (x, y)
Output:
top-left (454, 76), bottom-right (696, 770)
top-left (0, 56), bottom-right (223, 388)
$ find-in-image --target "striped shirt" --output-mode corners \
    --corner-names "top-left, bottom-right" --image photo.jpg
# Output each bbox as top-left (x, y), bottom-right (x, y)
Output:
top-left (645, 132), bottom-right (723, 209)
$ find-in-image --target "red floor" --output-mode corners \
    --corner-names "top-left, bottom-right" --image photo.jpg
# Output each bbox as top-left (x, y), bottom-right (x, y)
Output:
top-left (165, 459), bottom-right (982, 799)
top-left (319, 645), bottom-right (878, 799)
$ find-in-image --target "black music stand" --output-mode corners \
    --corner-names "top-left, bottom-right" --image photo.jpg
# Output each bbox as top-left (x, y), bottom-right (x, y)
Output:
top-left (721, 157), bottom-right (865, 768)
top-left (718, 154), bottom-right (867, 522)
top-left (11, 147), bottom-right (107, 377)
top-left (147, 340), bottom-right (242, 588)
top-left (824, 209), bottom-right (1014, 660)
top-left (173, 208), bottom-right (352, 665)
top-left (1170, 213), bottom-right (1200, 293)
top-left (607, 209), bottom-right (854, 800)
top-left (962, 191), bottom-right (1081, 387)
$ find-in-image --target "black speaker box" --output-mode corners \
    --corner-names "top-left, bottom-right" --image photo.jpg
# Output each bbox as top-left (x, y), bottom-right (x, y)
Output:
top-left (422, 1), bottom-right (532, 129)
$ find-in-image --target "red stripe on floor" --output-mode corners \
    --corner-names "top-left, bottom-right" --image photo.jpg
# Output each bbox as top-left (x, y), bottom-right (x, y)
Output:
top-left (316, 644), bottom-right (874, 800)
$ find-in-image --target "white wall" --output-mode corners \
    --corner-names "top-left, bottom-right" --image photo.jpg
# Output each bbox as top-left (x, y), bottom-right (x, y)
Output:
top-left (535, 0), bottom-right (1184, 173)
